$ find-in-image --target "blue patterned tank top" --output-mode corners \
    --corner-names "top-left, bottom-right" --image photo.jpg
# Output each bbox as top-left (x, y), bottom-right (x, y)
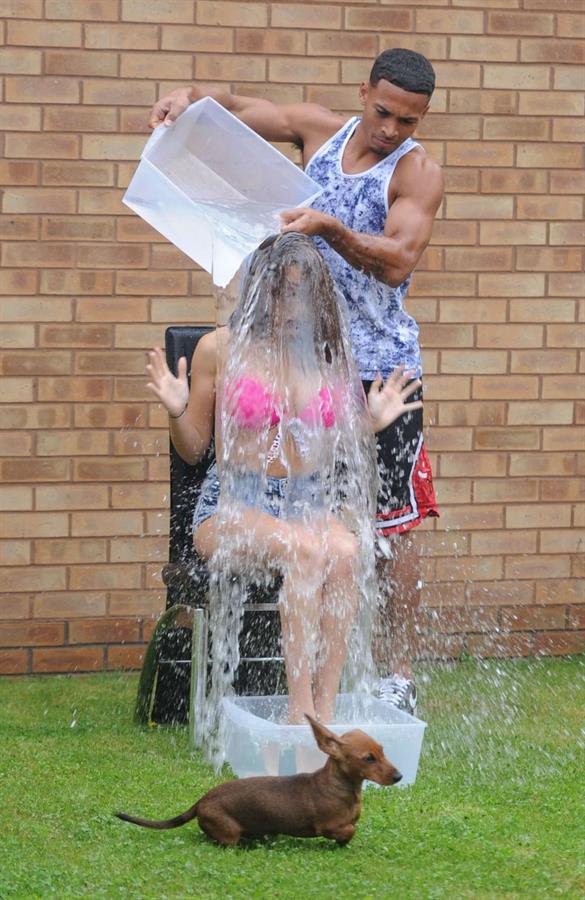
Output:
top-left (306, 117), bottom-right (422, 379)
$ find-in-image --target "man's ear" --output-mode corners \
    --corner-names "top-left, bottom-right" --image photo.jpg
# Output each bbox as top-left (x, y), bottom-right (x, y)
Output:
top-left (358, 81), bottom-right (368, 106)
top-left (305, 714), bottom-right (343, 759)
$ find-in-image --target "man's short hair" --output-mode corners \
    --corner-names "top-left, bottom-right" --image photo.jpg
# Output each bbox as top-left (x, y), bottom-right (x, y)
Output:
top-left (370, 48), bottom-right (436, 98)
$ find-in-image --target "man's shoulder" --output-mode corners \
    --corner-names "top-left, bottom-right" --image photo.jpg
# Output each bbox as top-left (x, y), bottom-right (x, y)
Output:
top-left (395, 145), bottom-right (444, 195)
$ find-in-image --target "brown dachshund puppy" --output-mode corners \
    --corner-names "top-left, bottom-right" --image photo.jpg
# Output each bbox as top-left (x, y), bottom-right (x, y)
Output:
top-left (116, 715), bottom-right (402, 845)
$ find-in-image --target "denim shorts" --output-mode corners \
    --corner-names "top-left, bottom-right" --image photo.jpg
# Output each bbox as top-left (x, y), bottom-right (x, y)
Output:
top-left (192, 462), bottom-right (325, 531)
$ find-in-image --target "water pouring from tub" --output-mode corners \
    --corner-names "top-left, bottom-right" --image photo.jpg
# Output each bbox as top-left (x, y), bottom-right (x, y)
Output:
top-left (196, 234), bottom-right (380, 761)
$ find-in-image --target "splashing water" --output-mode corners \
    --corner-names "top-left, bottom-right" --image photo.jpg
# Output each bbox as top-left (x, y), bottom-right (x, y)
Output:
top-left (196, 234), bottom-right (380, 767)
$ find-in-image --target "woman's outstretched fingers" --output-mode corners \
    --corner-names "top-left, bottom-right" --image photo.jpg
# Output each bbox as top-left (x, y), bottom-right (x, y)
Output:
top-left (176, 355), bottom-right (188, 380)
top-left (401, 378), bottom-right (422, 400)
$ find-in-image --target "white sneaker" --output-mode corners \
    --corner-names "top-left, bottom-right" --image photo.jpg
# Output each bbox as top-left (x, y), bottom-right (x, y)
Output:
top-left (378, 674), bottom-right (417, 715)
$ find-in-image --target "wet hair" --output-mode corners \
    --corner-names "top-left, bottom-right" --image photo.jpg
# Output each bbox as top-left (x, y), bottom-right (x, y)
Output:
top-left (231, 233), bottom-right (350, 376)
top-left (370, 48), bottom-right (435, 98)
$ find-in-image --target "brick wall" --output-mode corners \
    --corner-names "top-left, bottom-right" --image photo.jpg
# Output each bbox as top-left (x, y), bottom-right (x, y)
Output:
top-left (1, 0), bottom-right (583, 675)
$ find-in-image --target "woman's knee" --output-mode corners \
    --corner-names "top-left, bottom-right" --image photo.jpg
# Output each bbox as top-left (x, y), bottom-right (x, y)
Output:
top-left (329, 530), bottom-right (359, 577)
top-left (285, 532), bottom-right (326, 579)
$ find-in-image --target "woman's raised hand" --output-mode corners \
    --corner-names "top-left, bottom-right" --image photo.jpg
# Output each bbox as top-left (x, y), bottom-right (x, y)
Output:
top-left (145, 347), bottom-right (189, 418)
top-left (367, 366), bottom-right (423, 433)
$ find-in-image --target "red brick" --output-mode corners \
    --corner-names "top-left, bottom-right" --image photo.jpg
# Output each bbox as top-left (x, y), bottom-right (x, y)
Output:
top-left (510, 299), bottom-right (576, 323)
top-left (0, 621), bottom-right (64, 646)
top-left (482, 169), bottom-right (546, 194)
top-left (0, 540), bottom-right (31, 566)
top-left (307, 31), bottom-right (376, 58)
top-left (2, 242), bottom-right (75, 268)
top-left (7, 20), bottom-right (81, 46)
top-left (479, 273), bottom-right (545, 297)
top-left (37, 376), bottom-right (111, 402)
top-left (82, 80), bottom-right (155, 106)
top-left (511, 350), bottom-right (577, 374)
top-left (517, 143), bottom-right (583, 168)
top-left (568, 606), bottom-right (585, 628)
top-left (107, 645), bottom-right (145, 670)
top-left (451, 36), bottom-right (517, 61)
top-left (73, 458), bottom-right (145, 482)
top-left (69, 617), bottom-right (140, 644)
top-left (77, 297), bottom-right (148, 323)
top-left (449, 89), bottom-right (516, 116)
top-left (480, 221), bottom-right (546, 245)
top-left (3, 188), bottom-right (76, 214)
top-left (0, 215), bottom-right (39, 241)
top-left (42, 215), bottom-right (115, 241)
top-left (44, 49), bottom-right (118, 76)
top-left (378, 36), bottom-right (448, 63)
top-left (446, 195), bottom-right (514, 219)
top-left (268, 57), bottom-right (337, 84)
top-left (466, 633), bottom-right (534, 657)
top-left (84, 23), bottom-right (158, 49)
top-left (0, 485), bottom-right (33, 511)
top-left (198, 0), bottom-right (267, 27)
top-left (417, 9), bottom-right (483, 33)
top-left (521, 39), bottom-right (584, 64)
top-left (120, 51), bottom-right (193, 79)
top-left (501, 606), bottom-right (565, 631)
top-left (69, 564), bottom-right (142, 591)
top-left (0, 1), bottom-right (42, 18)
top-left (554, 65), bottom-right (585, 90)
top-left (0, 108), bottom-right (41, 132)
top-left (41, 270), bottom-right (113, 295)
top-left (543, 427), bottom-right (585, 452)
top-left (121, 0), bottom-right (194, 22)
top-left (110, 483), bottom-right (168, 509)
top-left (161, 25), bottom-right (233, 53)
top-left (33, 646), bottom-right (104, 673)
top-left (42, 162), bottom-right (114, 186)
top-left (550, 274), bottom-right (585, 297)
top-left (554, 118), bottom-right (585, 144)
top-left (521, 91), bottom-right (584, 117)
top-left (534, 632), bottom-right (585, 656)
top-left (46, 0), bottom-right (119, 19)
top-left (5, 76), bottom-right (79, 103)
top-left (0, 650), bottom-right (29, 675)
top-left (465, 581), bottom-right (535, 607)
top-left (44, 106), bottom-right (117, 132)
top-left (474, 478), bottom-right (539, 503)
top-left (542, 376), bottom-right (585, 399)
top-left (439, 401), bottom-right (506, 426)
top-left (550, 170), bottom-right (585, 195)
top-left (488, 11), bottom-right (554, 34)
top-left (505, 555), bottom-right (571, 580)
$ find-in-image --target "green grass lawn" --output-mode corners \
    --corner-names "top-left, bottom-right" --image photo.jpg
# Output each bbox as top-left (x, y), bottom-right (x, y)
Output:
top-left (1, 656), bottom-right (584, 899)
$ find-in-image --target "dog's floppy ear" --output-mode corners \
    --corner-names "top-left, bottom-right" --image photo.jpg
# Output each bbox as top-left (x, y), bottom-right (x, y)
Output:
top-left (305, 714), bottom-right (343, 759)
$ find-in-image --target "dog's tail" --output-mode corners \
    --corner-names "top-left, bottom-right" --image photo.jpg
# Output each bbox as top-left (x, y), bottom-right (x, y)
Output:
top-left (115, 803), bottom-right (199, 830)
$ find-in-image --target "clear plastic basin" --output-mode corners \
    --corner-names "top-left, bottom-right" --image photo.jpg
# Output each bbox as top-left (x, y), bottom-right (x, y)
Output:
top-left (123, 97), bottom-right (322, 286)
top-left (222, 693), bottom-right (426, 787)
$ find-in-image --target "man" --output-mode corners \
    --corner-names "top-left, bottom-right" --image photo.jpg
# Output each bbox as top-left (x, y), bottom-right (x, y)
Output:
top-left (149, 48), bottom-right (443, 712)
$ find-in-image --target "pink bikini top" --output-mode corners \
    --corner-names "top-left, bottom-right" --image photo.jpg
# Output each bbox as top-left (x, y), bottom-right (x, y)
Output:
top-left (225, 376), bottom-right (338, 430)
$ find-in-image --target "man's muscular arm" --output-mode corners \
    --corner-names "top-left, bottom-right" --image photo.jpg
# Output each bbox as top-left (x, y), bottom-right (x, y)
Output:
top-left (281, 153), bottom-right (444, 287)
top-left (148, 84), bottom-right (340, 152)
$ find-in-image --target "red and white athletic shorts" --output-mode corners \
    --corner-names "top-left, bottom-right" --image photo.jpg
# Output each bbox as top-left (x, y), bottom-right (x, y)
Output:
top-left (362, 379), bottom-right (439, 536)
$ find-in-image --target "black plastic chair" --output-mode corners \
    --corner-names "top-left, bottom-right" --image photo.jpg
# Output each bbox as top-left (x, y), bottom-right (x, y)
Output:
top-left (134, 326), bottom-right (285, 734)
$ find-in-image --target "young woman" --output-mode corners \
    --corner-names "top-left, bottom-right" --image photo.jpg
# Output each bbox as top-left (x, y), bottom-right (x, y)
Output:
top-left (146, 234), bottom-right (422, 723)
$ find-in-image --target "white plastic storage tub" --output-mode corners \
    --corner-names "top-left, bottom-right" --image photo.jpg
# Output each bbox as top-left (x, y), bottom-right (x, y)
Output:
top-left (123, 97), bottom-right (322, 286)
top-left (222, 693), bottom-right (426, 787)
